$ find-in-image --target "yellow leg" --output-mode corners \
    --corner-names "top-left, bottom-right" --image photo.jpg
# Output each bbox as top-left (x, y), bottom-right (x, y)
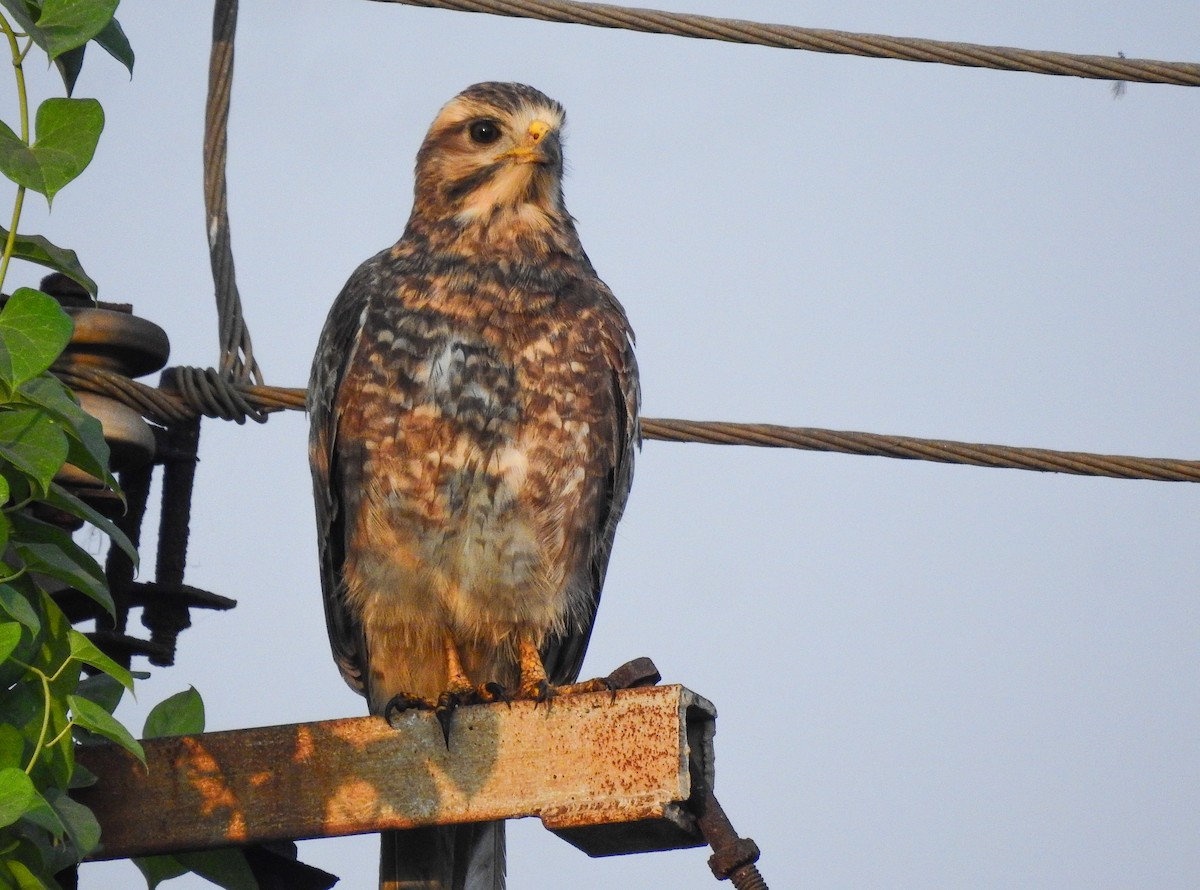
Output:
top-left (442, 631), bottom-right (473, 694)
top-left (517, 631), bottom-right (551, 702)
top-left (432, 632), bottom-right (482, 744)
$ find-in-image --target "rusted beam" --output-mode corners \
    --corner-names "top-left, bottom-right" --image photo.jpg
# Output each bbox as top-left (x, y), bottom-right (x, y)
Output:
top-left (76, 685), bottom-right (715, 860)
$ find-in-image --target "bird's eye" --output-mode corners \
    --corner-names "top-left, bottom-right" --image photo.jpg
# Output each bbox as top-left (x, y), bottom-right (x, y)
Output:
top-left (468, 120), bottom-right (502, 145)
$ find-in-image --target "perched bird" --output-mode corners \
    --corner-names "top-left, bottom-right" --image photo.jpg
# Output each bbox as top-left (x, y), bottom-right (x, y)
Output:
top-left (308, 83), bottom-right (640, 890)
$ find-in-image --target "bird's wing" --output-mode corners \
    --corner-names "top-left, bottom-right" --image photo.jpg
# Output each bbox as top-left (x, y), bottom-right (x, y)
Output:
top-left (308, 253), bottom-right (385, 696)
top-left (541, 280), bottom-right (641, 685)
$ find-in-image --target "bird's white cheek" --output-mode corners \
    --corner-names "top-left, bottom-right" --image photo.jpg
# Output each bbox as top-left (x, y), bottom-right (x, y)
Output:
top-left (454, 166), bottom-right (526, 222)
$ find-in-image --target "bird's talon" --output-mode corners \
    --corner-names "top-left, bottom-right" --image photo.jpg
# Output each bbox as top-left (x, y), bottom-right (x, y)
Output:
top-left (383, 692), bottom-right (435, 725)
top-left (523, 679), bottom-right (553, 706)
top-left (434, 689), bottom-right (471, 746)
top-left (435, 708), bottom-right (454, 747)
top-left (481, 681), bottom-right (509, 704)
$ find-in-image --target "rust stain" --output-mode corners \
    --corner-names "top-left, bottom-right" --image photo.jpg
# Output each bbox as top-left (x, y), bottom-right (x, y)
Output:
top-left (293, 725), bottom-right (315, 762)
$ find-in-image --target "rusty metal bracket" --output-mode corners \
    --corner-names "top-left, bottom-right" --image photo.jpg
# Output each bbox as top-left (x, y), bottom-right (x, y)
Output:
top-left (75, 685), bottom-right (714, 861)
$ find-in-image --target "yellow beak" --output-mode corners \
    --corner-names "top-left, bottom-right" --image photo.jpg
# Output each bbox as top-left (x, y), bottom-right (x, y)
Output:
top-left (498, 120), bottom-right (555, 164)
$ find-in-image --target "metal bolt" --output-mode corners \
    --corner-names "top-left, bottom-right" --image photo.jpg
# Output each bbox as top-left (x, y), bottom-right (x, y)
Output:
top-left (692, 777), bottom-right (770, 890)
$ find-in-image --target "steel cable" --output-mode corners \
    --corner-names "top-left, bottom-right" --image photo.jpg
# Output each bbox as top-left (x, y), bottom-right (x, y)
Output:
top-left (204, 0), bottom-right (267, 417)
top-left (53, 366), bottom-right (1200, 483)
top-left (640, 418), bottom-right (1200, 482)
top-left (135, 0), bottom-right (1198, 481)
top-left (374, 0), bottom-right (1200, 87)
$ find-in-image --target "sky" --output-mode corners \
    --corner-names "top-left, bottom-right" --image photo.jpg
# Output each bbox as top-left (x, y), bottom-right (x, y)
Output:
top-left (7, 1), bottom-right (1197, 887)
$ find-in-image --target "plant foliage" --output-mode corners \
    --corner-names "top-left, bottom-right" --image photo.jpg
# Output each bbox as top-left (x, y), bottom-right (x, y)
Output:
top-left (0, 3), bottom-right (166, 889)
top-left (0, 292), bottom-right (142, 889)
top-left (0, 5), bottom-right (266, 887)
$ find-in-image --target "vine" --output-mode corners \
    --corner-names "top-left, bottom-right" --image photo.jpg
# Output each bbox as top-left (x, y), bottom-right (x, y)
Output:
top-left (0, 2), bottom-right (172, 888)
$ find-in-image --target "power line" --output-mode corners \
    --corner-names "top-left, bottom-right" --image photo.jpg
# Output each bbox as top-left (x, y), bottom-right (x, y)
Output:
top-left (54, 365), bottom-right (1200, 483)
top-left (373, 0), bottom-right (1200, 87)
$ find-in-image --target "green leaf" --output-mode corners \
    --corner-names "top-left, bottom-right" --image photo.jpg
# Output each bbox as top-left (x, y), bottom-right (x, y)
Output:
top-left (66, 696), bottom-right (144, 765)
top-left (67, 761), bottom-right (95, 789)
top-left (46, 484), bottom-right (135, 565)
top-left (93, 16), bottom-right (133, 75)
top-left (52, 44), bottom-right (84, 98)
top-left (0, 2), bottom-right (42, 47)
top-left (143, 688), bottom-right (204, 739)
top-left (0, 768), bottom-right (35, 828)
top-left (0, 99), bottom-right (104, 204)
top-left (62, 421), bottom-right (117, 493)
top-left (2, 473), bottom-right (30, 510)
top-left (35, 0), bottom-right (119, 60)
top-left (17, 376), bottom-right (115, 490)
top-left (0, 408), bottom-right (68, 495)
top-left (22, 593), bottom-right (77, 791)
top-left (43, 788), bottom-right (100, 857)
top-left (18, 788), bottom-right (65, 839)
top-left (48, 14), bottom-right (134, 94)
top-left (133, 854), bottom-right (189, 889)
top-left (72, 672), bottom-right (123, 718)
top-left (0, 227), bottom-right (96, 296)
top-left (0, 621), bottom-right (22, 661)
top-left (0, 679), bottom-right (43, 747)
top-left (0, 290), bottom-right (74, 393)
top-left (68, 629), bottom-right (132, 692)
top-left (0, 725), bottom-right (24, 770)
top-left (174, 849), bottom-right (258, 890)
top-left (9, 513), bottom-right (112, 616)
top-left (0, 584), bottom-right (40, 686)
top-left (0, 679), bottom-right (61, 792)
top-left (0, 583), bottom-right (40, 633)
top-left (3, 857), bottom-right (55, 890)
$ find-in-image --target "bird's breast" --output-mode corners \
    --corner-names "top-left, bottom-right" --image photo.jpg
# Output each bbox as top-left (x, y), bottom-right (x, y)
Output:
top-left (342, 306), bottom-right (600, 635)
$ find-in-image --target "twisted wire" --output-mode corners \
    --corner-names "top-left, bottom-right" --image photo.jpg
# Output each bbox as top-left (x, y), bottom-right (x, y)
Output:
top-left (375, 0), bottom-right (1200, 87)
top-left (641, 418), bottom-right (1200, 483)
top-left (204, 0), bottom-right (267, 411)
top-left (54, 367), bottom-right (1200, 483)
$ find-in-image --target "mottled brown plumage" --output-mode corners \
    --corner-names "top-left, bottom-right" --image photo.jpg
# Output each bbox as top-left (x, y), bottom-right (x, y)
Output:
top-left (309, 83), bottom-right (639, 890)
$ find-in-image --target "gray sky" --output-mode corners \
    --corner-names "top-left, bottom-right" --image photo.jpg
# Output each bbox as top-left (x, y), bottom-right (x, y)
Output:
top-left (15, 1), bottom-right (1197, 887)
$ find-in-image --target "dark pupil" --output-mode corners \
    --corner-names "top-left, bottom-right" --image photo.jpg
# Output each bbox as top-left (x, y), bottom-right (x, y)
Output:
top-left (469, 120), bottom-right (500, 144)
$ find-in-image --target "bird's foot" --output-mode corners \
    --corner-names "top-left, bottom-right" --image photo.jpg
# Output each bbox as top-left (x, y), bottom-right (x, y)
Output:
top-left (382, 691), bottom-right (437, 726)
top-left (433, 682), bottom-right (510, 744)
top-left (518, 676), bottom-right (555, 705)
top-left (478, 681), bottom-right (510, 704)
top-left (434, 688), bottom-right (468, 745)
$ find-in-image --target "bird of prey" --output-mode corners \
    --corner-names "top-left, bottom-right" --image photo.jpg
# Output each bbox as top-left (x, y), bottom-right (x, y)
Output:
top-left (308, 83), bottom-right (640, 890)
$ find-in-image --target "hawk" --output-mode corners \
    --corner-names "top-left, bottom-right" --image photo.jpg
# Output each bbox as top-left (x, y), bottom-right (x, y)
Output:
top-left (308, 83), bottom-right (640, 890)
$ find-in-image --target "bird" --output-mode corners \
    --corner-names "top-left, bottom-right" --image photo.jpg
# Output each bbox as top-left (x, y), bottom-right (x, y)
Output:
top-left (308, 82), bottom-right (640, 890)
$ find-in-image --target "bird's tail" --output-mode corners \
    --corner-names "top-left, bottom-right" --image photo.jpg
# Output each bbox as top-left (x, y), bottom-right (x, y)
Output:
top-left (380, 822), bottom-right (506, 890)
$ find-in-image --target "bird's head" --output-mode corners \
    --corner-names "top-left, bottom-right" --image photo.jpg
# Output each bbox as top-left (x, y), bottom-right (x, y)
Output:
top-left (412, 82), bottom-right (568, 230)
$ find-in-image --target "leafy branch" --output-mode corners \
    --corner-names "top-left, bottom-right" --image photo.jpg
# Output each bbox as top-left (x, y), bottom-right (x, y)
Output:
top-left (0, 0), bottom-right (133, 299)
top-left (0, 2), bottom-right (149, 889)
top-left (0, 4), bottom-right (261, 888)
